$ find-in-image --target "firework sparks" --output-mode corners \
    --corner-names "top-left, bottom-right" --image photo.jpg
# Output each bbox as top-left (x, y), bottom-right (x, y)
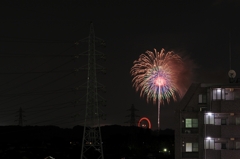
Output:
top-left (131, 48), bottom-right (184, 103)
top-left (131, 48), bottom-right (189, 130)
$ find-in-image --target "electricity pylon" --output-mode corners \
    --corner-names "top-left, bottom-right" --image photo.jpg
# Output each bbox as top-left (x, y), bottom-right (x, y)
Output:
top-left (16, 107), bottom-right (25, 126)
top-left (125, 104), bottom-right (139, 126)
top-left (80, 23), bottom-right (105, 159)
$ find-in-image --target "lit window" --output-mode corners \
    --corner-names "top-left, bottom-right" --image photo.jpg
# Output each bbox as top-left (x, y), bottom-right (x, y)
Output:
top-left (185, 119), bottom-right (192, 127)
top-left (212, 88), bottom-right (225, 100)
top-left (192, 119), bottom-right (198, 127)
top-left (186, 143), bottom-right (198, 152)
top-left (236, 142), bottom-right (240, 149)
top-left (236, 118), bottom-right (240, 125)
top-left (199, 94), bottom-right (207, 103)
top-left (185, 119), bottom-right (198, 128)
top-left (204, 138), bottom-right (214, 149)
top-left (193, 143), bottom-right (198, 152)
top-left (204, 113), bottom-right (214, 124)
top-left (186, 143), bottom-right (192, 152)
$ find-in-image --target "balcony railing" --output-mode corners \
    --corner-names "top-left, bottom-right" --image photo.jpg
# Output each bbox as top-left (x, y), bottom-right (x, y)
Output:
top-left (205, 124), bottom-right (240, 137)
top-left (205, 125), bottom-right (221, 137)
top-left (221, 149), bottom-right (240, 158)
top-left (205, 149), bottom-right (240, 158)
top-left (211, 100), bottom-right (240, 112)
top-left (221, 125), bottom-right (240, 138)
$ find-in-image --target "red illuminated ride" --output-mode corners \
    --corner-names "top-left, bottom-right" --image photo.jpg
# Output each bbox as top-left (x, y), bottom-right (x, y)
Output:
top-left (138, 117), bottom-right (152, 129)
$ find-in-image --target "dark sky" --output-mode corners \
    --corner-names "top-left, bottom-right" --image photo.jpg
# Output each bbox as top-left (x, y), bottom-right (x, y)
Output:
top-left (0, 0), bottom-right (240, 130)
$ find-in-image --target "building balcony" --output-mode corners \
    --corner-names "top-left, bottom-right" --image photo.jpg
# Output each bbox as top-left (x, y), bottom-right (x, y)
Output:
top-left (205, 125), bottom-right (221, 137)
top-left (221, 149), bottom-right (240, 159)
top-left (211, 101), bottom-right (221, 112)
top-left (205, 149), bottom-right (221, 158)
top-left (221, 100), bottom-right (240, 112)
top-left (221, 125), bottom-right (240, 138)
top-left (206, 149), bottom-right (240, 159)
top-left (211, 100), bottom-right (240, 113)
top-left (205, 125), bottom-right (240, 138)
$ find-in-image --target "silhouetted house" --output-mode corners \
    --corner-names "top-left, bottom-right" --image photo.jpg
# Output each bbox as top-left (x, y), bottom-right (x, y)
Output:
top-left (175, 83), bottom-right (240, 159)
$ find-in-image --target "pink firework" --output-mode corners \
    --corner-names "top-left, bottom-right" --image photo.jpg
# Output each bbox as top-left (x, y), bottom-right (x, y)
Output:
top-left (130, 48), bottom-right (192, 129)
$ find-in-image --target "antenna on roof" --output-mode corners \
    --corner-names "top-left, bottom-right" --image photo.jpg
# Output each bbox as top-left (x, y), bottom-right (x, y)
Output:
top-left (229, 31), bottom-right (231, 70)
top-left (228, 31), bottom-right (238, 83)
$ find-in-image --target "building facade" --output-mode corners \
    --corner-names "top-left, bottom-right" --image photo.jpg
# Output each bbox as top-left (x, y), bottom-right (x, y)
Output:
top-left (175, 83), bottom-right (240, 159)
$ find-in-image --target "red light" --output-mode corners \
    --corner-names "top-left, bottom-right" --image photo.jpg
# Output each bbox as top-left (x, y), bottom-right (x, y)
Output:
top-left (138, 117), bottom-right (152, 129)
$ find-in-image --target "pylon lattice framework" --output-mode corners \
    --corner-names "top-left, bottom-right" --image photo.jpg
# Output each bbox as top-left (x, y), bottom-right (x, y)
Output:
top-left (125, 104), bottom-right (139, 126)
top-left (16, 107), bottom-right (25, 126)
top-left (80, 23), bottom-right (105, 159)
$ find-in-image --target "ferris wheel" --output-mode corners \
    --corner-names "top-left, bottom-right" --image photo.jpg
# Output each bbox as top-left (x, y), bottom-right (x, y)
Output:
top-left (138, 117), bottom-right (152, 129)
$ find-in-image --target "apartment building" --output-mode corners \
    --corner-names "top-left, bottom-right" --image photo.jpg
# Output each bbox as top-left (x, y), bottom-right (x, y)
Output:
top-left (175, 83), bottom-right (240, 159)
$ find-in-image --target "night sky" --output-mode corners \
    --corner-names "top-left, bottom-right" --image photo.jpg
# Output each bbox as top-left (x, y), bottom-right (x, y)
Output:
top-left (0, 0), bottom-right (240, 130)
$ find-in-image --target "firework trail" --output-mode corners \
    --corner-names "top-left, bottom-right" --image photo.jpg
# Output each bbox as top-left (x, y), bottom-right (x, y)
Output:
top-left (130, 48), bottom-right (192, 130)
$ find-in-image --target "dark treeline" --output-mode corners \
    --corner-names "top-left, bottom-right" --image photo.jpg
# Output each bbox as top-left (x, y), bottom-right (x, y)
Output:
top-left (0, 125), bottom-right (174, 159)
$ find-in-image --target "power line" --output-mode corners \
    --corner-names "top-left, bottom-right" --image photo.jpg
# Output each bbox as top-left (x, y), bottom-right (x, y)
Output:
top-left (0, 89), bottom-right (72, 97)
top-left (27, 105), bottom-right (80, 125)
top-left (0, 59), bottom-right (76, 94)
top-left (0, 36), bottom-right (75, 43)
top-left (0, 70), bottom-right (72, 75)
top-left (0, 76), bottom-right (85, 114)
top-left (0, 71), bottom-right (77, 110)
top-left (25, 102), bottom-right (74, 113)
top-left (0, 44), bottom-right (76, 89)
top-left (0, 53), bottom-right (76, 58)
top-left (0, 76), bottom-right (86, 98)
top-left (24, 92), bottom-right (74, 112)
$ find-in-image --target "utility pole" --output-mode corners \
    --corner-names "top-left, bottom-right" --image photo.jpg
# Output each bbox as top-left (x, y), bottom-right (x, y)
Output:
top-left (80, 23), bottom-right (105, 159)
top-left (125, 104), bottom-right (139, 126)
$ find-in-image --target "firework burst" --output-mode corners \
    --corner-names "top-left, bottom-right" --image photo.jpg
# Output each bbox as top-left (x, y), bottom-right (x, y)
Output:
top-left (131, 48), bottom-right (189, 129)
